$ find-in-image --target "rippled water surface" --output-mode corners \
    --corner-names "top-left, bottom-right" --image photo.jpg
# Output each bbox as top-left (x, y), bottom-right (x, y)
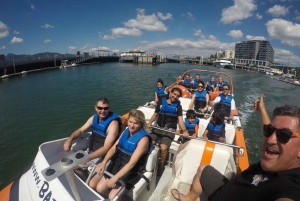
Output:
top-left (0, 62), bottom-right (299, 189)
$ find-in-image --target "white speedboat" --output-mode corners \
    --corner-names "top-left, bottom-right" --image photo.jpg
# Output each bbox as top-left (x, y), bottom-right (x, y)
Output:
top-left (0, 69), bottom-right (249, 201)
top-left (214, 60), bottom-right (233, 68)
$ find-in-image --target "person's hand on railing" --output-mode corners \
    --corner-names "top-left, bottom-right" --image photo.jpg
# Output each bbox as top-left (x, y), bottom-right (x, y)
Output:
top-left (107, 176), bottom-right (119, 189)
top-left (96, 162), bottom-right (106, 175)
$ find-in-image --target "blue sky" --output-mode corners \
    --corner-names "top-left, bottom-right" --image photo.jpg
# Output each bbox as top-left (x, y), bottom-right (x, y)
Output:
top-left (0, 0), bottom-right (300, 66)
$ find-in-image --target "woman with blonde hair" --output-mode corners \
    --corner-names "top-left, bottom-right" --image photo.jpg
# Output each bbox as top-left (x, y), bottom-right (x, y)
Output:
top-left (89, 109), bottom-right (152, 199)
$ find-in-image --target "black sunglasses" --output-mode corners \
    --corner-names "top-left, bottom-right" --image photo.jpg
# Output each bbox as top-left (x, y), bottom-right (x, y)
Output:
top-left (197, 85), bottom-right (204, 88)
top-left (263, 124), bottom-right (300, 143)
top-left (96, 106), bottom-right (109, 111)
top-left (223, 88), bottom-right (229, 91)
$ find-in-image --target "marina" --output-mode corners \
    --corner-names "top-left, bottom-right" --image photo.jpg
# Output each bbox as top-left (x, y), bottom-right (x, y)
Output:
top-left (0, 63), bottom-right (299, 200)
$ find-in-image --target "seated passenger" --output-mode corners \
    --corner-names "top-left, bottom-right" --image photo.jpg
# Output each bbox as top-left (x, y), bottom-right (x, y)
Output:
top-left (154, 78), bottom-right (168, 106)
top-left (178, 74), bottom-right (192, 89)
top-left (209, 84), bottom-right (235, 120)
top-left (89, 109), bottom-right (152, 199)
top-left (191, 74), bottom-right (203, 89)
top-left (176, 110), bottom-right (199, 143)
top-left (148, 87), bottom-right (189, 176)
top-left (202, 111), bottom-right (226, 143)
top-left (217, 76), bottom-right (227, 91)
top-left (188, 81), bottom-right (209, 113)
top-left (205, 76), bottom-right (217, 92)
top-left (63, 97), bottom-right (121, 164)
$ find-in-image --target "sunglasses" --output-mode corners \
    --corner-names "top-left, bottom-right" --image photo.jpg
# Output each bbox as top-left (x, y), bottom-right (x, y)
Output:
top-left (96, 106), bottom-right (109, 111)
top-left (197, 85), bottom-right (204, 88)
top-left (223, 88), bottom-right (229, 91)
top-left (263, 124), bottom-right (300, 143)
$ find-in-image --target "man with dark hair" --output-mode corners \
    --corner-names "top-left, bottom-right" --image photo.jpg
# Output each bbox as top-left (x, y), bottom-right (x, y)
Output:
top-left (191, 74), bottom-right (203, 89)
top-left (148, 87), bottom-right (189, 176)
top-left (178, 74), bottom-right (192, 89)
top-left (63, 97), bottom-right (122, 165)
top-left (172, 94), bottom-right (300, 201)
top-left (209, 84), bottom-right (235, 120)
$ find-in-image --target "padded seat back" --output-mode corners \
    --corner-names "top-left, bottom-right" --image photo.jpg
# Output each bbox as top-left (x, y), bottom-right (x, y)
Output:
top-left (137, 106), bottom-right (157, 126)
top-left (161, 140), bottom-right (236, 200)
top-left (126, 145), bottom-right (159, 200)
top-left (179, 97), bottom-right (192, 112)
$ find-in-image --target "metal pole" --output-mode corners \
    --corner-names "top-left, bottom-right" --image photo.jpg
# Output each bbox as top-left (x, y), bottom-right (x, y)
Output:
top-left (12, 56), bottom-right (16, 73)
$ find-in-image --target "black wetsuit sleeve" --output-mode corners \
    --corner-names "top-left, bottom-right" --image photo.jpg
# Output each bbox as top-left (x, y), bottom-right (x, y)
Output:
top-left (155, 101), bottom-right (161, 113)
top-left (177, 104), bottom-right (182, 116)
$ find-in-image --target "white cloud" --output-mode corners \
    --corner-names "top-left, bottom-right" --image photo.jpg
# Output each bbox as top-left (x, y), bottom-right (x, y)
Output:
top-left (11, 37), bottom-right (24, 44)
top-left (140, 37), bottom-right (235, 58)
top-left (69, 46), bottom-right (76, 50)
top-left (0, 21), bottom-right (9, 39)
top-left (157, 12), bottom-right (173, 20)
top-left (193, 29), bottom-right (202, 36)
top-left (296, 15), bottom-right (300, 21)
top-left (220, 0), bottom-right (257, 24)
top-left (274, 48), bottom-right (300, 67)
top-left (88, 46), bottom-right (110, 52)
top-left (256, 13), bottom-right (263, 19)
top-left (41, 23), bottom-right (54, 28)
top-left (31, 4), bottom-right (35, 9)
top-left (123, 9), bottom-right (168, 32)
top-left (103, 35), bottom-right (116, 40)
top-left (0, 46), bottom-right (6, 49)
top-left (245, 35), bottom-right (267, 40)
top-left (267, 5), bottom-right (290, 17)
top-left (266, 18), bottom-right (300, 47)
top-left (111, 27), bottom-right (142, 37)
top-left (227, 30), bottom-right (243, 39)
top-left (80, 44), bottom-right (89, 51)
top-left (182, 12), bottom-right (196, 20)
top-left (13, 30), bottom-right (20, 34)
top-left (44, 39), bottom-right (51, 43)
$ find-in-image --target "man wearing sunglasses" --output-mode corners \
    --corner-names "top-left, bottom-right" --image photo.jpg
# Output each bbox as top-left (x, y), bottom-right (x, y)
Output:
top-left (209, 84), bottom-right (235, 120)
top-left (171, 94), bottom-right (300, 201)
top-left (63, 97), bottom-right (122, 165)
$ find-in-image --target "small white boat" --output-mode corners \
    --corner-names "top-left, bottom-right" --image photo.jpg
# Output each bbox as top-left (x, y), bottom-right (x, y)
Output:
top-left (0, 69), bottom-right (249, 201)
top-left (214, 60), bottom-right (233, 68)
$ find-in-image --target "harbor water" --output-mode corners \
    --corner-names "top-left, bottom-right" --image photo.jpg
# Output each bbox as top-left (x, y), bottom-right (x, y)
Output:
top-left (0, 63), bottom-right (299, 189)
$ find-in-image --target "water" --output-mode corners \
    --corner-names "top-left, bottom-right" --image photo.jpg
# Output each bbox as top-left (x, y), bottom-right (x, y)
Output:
top-left (0, 63), bottom-right (299, 189)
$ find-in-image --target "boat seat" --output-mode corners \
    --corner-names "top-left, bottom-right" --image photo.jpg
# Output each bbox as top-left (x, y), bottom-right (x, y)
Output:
top-left (137, 106), bottom-right (158, 126)
top-left (161, 139), bottom-right (236, 200)
top-left (179, 97), bottom-right (192, 112)
top-left (125, 145), bottom-right (159, 201)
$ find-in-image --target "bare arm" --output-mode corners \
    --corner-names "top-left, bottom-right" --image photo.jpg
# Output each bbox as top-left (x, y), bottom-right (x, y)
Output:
top-left (154, 92), bottom-right (159, 105)
top-left (147, 112), bottom-right (158, 128)
top-left (188, 94), bottom-right (196, 110)
top-left (87, 120), bottom-right (119, 162)
top-left (63, 115), bottom-right (93, 151)
top-left (178, 116), bottom-right (189, 138)
top-left (275, 199), bottom-right (293, 201)
top-left (254, 94), bottom-right (271, 132)
top-left (202, 129), bottom-right (208, 141)
top-left (106, 137), bottom-right (150, 188)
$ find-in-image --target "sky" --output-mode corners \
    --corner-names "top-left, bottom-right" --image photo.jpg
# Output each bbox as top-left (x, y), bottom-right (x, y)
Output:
top-left (0, 0), bottom-right (300, 67)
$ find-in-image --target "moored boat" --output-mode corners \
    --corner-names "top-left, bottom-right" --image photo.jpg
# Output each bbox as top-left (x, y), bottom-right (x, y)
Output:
top-left (0, 69), bottom-right (249, 201)
top-left (214, 60), bottom-right (233, 68)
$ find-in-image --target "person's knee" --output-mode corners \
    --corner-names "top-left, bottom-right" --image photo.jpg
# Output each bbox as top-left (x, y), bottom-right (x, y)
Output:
top-left (88, 177), bottom-right (98, 189)
top-left (160, 144), bottom-right (168, 153)
top-left (198, 164), bottom-right (208, 176)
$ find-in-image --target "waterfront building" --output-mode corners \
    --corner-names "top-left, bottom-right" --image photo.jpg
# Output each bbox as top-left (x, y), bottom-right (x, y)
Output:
top-left (235, 40), bottom-right (274, 63)
top-left (224, 49), bottom-right (235, 59)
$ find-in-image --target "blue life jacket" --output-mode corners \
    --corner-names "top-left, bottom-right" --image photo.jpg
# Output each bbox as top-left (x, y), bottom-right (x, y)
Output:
top-left (182, 77), bottom-right (191, 88)
top-left (157, 97), bottom-right (180, 128)
top-left (92, 112), bottom-right (120, 137)
top-left (208, 122), bottom-right (224, 136)
top-left (184, 118), bottom-right (199, 133)
top-left (194, 90), bottom-right (207, 110)
top-left (192, 80), bottom-right (200, 89)
top-left (215, 93), bottom-right (233, 117)
top-left (118, 128), bottom-right (152, 156)
top-left (155, 85), bottom-right (168, 100)
top-left (219, 93), bottom-right (233, 107)
top-left (206, 82), bottom-right (216, 91)
top-left (89, 112), bottom-right (121, 151)
top-left (218, 81), bottom-right (227, 91)
top-left (111, 128), bottom-right (152, 173)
